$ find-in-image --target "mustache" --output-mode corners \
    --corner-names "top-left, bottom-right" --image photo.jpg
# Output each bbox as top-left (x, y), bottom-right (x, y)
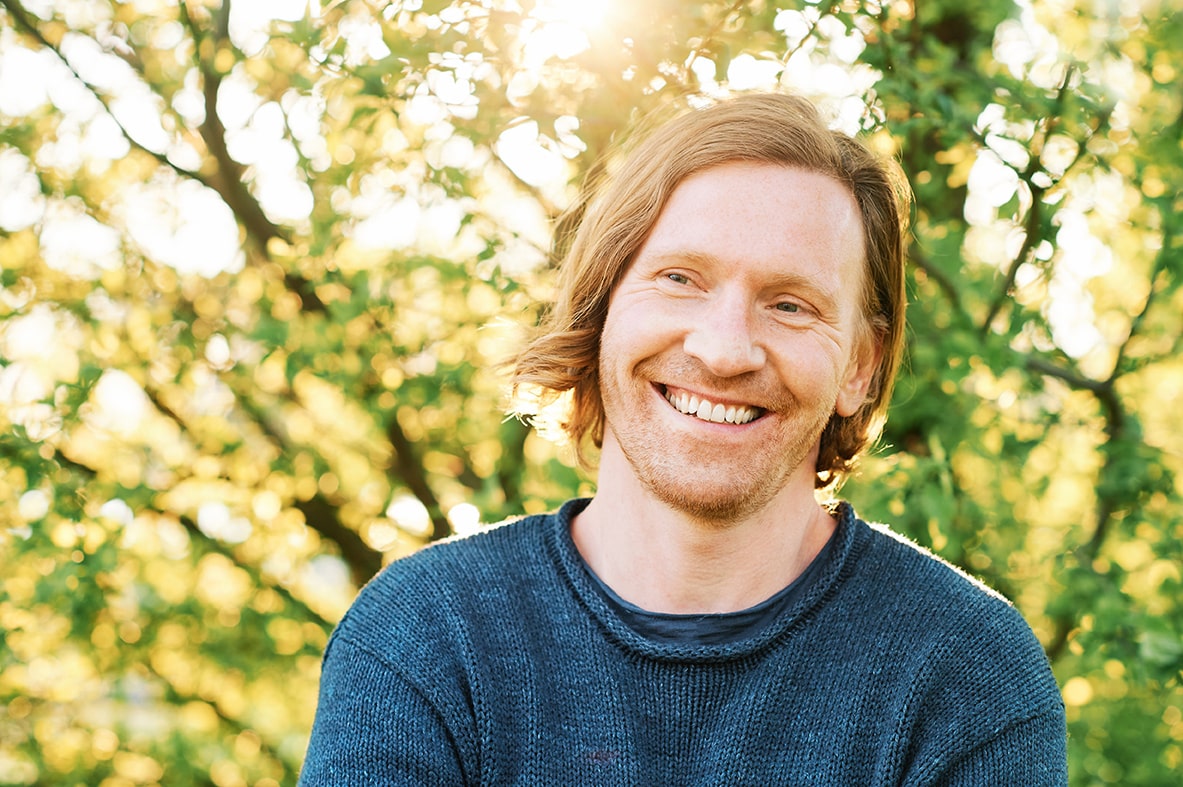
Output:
top-left (636, 357), bottom-right (794, 411)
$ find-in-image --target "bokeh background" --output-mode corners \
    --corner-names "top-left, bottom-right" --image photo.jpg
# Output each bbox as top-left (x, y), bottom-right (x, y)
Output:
top-left (0, 0), bottom-right (1180, 784)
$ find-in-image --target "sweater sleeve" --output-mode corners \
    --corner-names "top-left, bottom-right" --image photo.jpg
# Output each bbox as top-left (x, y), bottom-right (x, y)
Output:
top-left (892, 598), bottom-right (1069, 787)
top-left (298, 635), bottom-right (470, 786)
top-left (926, 710), bottom-right (1068, 786)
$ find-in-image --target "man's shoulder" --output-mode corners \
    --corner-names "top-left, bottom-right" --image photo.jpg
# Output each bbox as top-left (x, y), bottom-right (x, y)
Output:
top-left (840, 512), bottom-right (1066, 774)
top-left (359, 509), bottom-right (552, 600)
top-left (853, 515), bottom-right (1013, 611)
top-left (328, 507), bottom-right (564, 652)
top-left (840, 512), bottom-right (1047, 654)
top-left (394, 510), bottom-right (551, 578)
top-left (844, 511), bottom-right (1055, 685)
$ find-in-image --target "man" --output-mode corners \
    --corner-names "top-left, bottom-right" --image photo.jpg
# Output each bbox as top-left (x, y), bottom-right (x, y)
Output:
top-left (300, 93), bottom-right (1068, 785)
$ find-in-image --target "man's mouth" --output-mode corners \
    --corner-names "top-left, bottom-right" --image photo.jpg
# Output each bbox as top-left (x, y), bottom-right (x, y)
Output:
top-left (662, 386), bottom-right (763, 425)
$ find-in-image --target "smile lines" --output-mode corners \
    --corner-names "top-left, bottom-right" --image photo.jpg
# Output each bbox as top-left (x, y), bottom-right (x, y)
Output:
top-left (663, 388), bottom-right (761, 425)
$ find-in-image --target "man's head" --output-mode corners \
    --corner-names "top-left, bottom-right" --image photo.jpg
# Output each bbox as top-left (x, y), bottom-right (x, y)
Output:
top-left (512, 92), bottom-right (911, 490)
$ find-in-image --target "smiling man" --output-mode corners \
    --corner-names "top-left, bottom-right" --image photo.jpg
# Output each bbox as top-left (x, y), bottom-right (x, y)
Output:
top-left (300, 93), bottom-right (1068, 785)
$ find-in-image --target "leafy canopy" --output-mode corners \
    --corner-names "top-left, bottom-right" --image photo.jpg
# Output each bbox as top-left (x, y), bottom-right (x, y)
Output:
top-left (0, 0), bottom-right (1180, 784)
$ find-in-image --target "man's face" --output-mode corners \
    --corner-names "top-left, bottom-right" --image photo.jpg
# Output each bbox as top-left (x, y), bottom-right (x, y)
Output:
top-left (596, 162), bottom-right (878, 523)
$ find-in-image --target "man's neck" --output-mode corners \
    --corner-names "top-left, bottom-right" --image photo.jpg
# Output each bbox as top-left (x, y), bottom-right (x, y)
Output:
top-left (572, 448), bottom-right (836, 615)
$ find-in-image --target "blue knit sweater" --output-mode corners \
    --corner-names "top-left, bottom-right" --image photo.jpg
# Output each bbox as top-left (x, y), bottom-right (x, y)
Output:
top-left (300, 500), bottom-right (1067, 785)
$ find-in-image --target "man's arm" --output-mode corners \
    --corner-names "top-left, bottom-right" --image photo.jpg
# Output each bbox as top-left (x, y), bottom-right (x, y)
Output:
top-left (298, 636), bottom-right (470, 786)
top-left (888, 602), bottom-right (1069, 787)
top-left (917, 709), bottom-right (1068, 787)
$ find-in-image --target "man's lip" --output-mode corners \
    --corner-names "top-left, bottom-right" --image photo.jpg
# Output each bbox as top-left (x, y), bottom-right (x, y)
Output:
top-left (658, 383), bottom-right (763, 411)
top-left (655, 384), bottom-right (767, 425)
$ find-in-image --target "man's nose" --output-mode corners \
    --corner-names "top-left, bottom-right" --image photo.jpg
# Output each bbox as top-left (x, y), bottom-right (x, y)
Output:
top-left (681, 296), bottom-right (766, 377)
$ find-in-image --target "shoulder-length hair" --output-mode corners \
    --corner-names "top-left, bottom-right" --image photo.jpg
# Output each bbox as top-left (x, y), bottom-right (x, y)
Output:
top-left (511, 92), bottom-right (911, 490)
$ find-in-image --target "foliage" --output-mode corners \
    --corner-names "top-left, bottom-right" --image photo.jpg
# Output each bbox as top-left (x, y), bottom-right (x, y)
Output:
top-left (0, 0), bottom-right (1179, 784)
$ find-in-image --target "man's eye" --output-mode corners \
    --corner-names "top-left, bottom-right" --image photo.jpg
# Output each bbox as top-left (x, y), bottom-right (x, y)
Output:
top-left (775, 302), bottom-right (801, 313)
top-left (666, 273), bottom-right (690, 285)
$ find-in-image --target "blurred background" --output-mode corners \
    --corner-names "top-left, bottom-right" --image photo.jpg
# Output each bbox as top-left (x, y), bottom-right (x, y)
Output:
top-left (0, 0), bottom-right (1179, 784)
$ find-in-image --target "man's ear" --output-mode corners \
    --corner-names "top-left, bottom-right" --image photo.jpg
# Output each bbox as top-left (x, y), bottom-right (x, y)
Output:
top-left (835, 329), bottom-right (882, 418)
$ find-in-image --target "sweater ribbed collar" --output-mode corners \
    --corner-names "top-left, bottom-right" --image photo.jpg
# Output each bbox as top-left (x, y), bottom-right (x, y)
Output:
top-left (545, 497), bottom-right (867, 663)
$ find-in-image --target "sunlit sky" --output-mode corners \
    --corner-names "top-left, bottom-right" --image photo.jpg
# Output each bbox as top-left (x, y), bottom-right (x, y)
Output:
top-left (0, 0), bottom-right (1142, 530)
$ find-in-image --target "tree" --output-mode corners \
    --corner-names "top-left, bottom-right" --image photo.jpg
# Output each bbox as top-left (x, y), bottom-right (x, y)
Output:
top-left (0, 0), bottom-right (1178, 783)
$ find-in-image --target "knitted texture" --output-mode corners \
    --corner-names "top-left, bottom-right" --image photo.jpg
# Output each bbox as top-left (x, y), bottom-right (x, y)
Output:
top-left (299, 500), bottom-right (1068, 785)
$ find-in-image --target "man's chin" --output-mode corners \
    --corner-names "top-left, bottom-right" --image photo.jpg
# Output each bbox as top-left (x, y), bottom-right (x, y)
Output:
top-left (642, 475), bottom-right (778, 528)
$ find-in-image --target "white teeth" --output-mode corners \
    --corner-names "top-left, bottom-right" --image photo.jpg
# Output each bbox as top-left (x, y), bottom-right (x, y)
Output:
top-left (664, 389), bottom-right (758, 425)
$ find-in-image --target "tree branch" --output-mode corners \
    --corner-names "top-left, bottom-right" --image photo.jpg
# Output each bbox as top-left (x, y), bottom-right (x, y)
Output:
top-left (386, 414), bottom-right (451, 541)
top-left (680, 0), bottom-right (750, 86)
top-left (178, 0), bottom-right (285, 249)
top-left (909, 244), bottom-right (964, 313)
top-left (0, 0), bottom-right (211, 187)
top-left (222, 382), bottom-right (385, 583)
top-left (1107, 198), bottom-right (1177, 386)
top-left (1014, 174), bottom-right (1173, 667)
top-left (177, 0), bottom-right (325, 313)
top-left (777, 0), bottom-right (839, 68)
top-left (1044, 436), bottom-right (1126, 664)
top-left (979, 184), bottom-right (1044, 335)
top-left (3, 0), bottom-right (324, 314)
top-left (977, 65), bottom-right (1108, 336)
top-left (292, 496), bottom-right (384, 583)
top-left (176, 515), bottom-right (332, 628)
top-left (47, 438), bottom-right (334, 628)
top-left (1030, 219), bottom-right (1176, 663)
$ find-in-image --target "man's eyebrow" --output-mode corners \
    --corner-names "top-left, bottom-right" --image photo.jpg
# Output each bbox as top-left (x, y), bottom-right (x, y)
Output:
top-left (643, 250), bottom-right (842, 304)
top-left (639, 249), bottom-right (719, 269)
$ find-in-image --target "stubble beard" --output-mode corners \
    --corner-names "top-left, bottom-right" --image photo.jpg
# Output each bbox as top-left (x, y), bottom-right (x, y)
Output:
top-left (602, 360), bottom-right (835, 528)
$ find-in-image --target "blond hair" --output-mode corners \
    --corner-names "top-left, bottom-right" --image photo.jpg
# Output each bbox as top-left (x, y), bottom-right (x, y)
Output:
top-left (512, 92), bottom-right (911, 490)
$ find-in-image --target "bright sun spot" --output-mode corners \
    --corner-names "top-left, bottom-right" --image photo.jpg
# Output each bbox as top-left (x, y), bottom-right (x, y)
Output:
top-left (532, 0), bottom-right (611, 32)
top-left (521, 0), bottom-right (611, 66)
top-left (447, 503), bottom-right (482, 537)
top-left (229, 0), bottom-right (319, 56)
top-left (90, 370), bottom-right (150, 436)
top-left (387, 495), bottom-right (431, 538)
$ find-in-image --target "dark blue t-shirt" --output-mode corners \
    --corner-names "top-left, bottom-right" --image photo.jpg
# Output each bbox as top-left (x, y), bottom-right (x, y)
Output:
top-left (582, 533), bottom-right (836, 645)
